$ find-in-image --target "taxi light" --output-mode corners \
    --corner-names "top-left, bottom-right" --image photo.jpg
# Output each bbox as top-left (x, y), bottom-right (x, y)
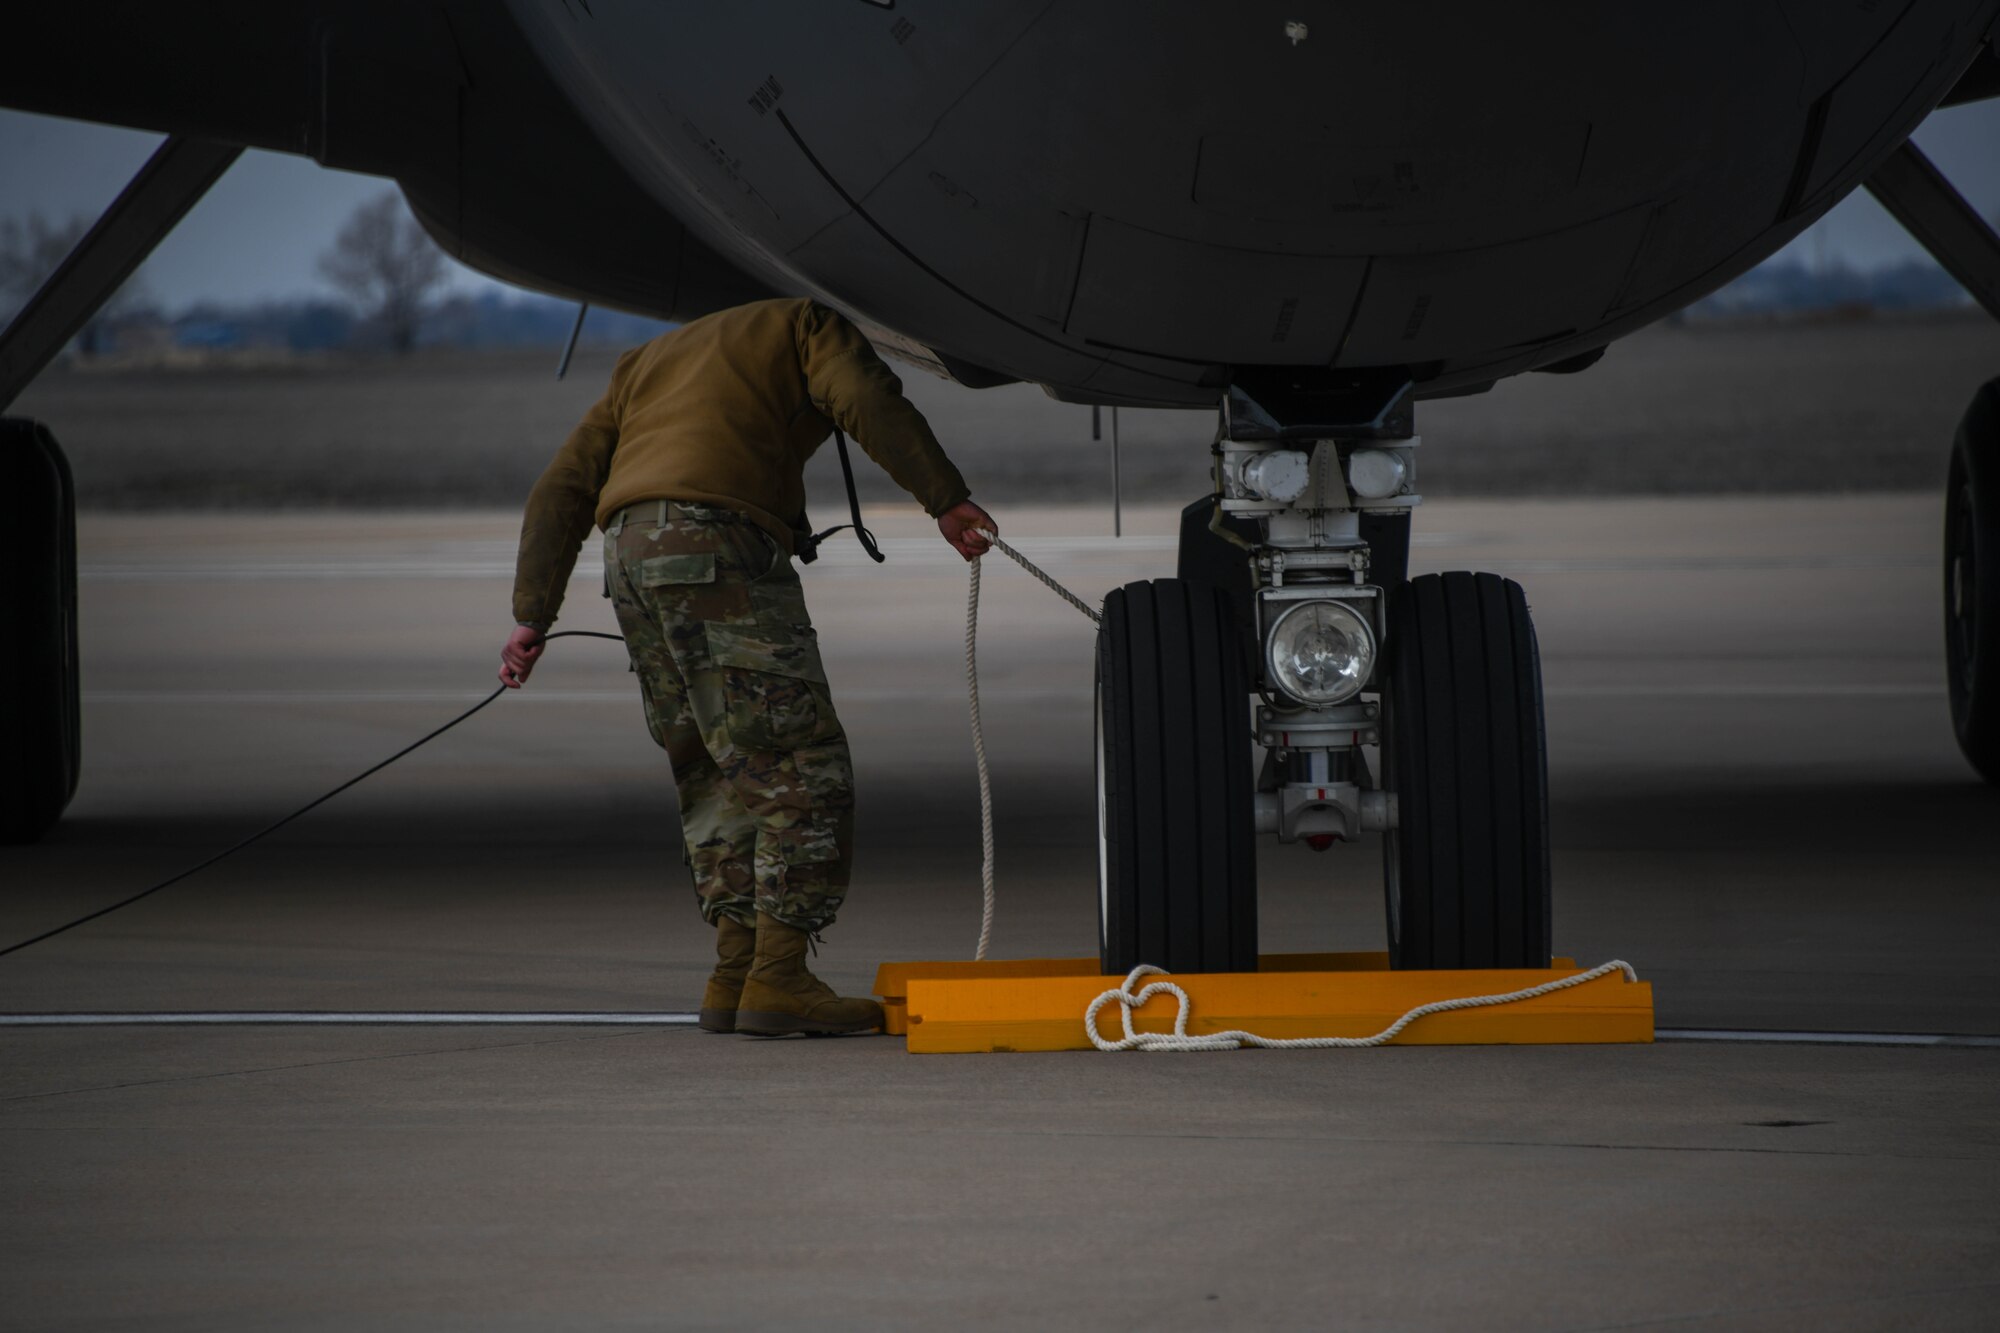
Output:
top-left (1265, 599), bottom-right (1374, 706)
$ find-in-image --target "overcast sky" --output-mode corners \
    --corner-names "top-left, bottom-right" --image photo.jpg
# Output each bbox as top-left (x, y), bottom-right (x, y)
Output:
top-left (2, 100), bottom-right (1996, 312)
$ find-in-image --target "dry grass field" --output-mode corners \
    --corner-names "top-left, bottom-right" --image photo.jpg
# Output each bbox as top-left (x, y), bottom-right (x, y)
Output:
top-left (13, 311), bottom-right (1998, 509)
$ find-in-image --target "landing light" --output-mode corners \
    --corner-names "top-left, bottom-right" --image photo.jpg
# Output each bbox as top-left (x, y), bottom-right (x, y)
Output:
top-left (1265, 600), bottom-right (1375, 706)
top-left (1346, 449), bottom-right (1407, 500)
top-left (1242, 450), bottom-right (1311, 503)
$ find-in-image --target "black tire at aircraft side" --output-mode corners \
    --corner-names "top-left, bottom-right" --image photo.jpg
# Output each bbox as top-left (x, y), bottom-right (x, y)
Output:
top-left (1, 419), bottom-right (81, 845)
top-left (1382, 572), bottom-right (1552, 969)
top-left (1096, 579), bottom-right (1257, 975)
top-left (1946, 376), bottom-right (2000, 783)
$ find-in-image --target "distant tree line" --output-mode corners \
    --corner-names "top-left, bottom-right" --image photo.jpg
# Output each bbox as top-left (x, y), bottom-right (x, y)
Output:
top-left (316, 192), bottom-right (446, 354)
top-left (163, 288), bottom-right (673, 355)
top-left (1689, 256), bottom-right (1977, 319)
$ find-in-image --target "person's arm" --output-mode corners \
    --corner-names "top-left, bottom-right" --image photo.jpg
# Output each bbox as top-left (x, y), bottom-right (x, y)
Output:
top-left (502, 361), bottom-right (624, 686)
top-left (936, 498), bottom-right (997, 562)
top-left (796, 302), bottom-right (974, 521)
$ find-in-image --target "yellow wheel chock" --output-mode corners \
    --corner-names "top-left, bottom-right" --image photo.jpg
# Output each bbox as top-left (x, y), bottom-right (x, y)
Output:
top-left (872, 953), bottom-right (1654, 1054)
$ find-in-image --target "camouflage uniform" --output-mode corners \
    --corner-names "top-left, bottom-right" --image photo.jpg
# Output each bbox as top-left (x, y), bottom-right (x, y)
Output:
top-left (604, 500), bottom-right (853, 934)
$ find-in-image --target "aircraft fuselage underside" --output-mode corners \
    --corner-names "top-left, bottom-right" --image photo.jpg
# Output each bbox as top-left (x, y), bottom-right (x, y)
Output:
top-left (507, 0), bottom-right (2000, 404)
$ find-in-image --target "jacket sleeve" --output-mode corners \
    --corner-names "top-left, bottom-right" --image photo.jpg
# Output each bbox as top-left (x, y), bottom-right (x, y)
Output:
top-left (796, 302), bottom-right (971, 517)
top-left (511, 357), bottom-right (626, 627)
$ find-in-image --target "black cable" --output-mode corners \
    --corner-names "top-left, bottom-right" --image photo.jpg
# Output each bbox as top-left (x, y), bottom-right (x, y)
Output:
top-left (0, 630), bottom-right (627, 960)
top-left (799, 429), bottom-right (885, 564)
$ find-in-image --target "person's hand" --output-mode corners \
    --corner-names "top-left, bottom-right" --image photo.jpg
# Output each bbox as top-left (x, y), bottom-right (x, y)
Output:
top-left (499, 625), bottom-right (546, 688)
top-left (938, 500), bottom-right (997, 562)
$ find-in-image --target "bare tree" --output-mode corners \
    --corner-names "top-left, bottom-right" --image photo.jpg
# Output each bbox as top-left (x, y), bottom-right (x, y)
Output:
top-left (0, 211), bottom-right (151, 355)
top-left (317, 191), bottom-right (447, 354)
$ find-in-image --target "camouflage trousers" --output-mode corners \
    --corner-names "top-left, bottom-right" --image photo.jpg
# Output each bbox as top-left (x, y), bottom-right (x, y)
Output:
top-left (604, 501), bottom-right (854, 934)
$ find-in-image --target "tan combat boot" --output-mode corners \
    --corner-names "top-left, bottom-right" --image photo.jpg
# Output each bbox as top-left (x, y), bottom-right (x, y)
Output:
top-left (735, 910), bottom-right (885, 1037)
top-left (698, 915), bottom-right (758, 1034)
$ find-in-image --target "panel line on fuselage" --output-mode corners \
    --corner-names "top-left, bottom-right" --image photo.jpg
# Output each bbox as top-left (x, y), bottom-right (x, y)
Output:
top-left (771, 108), bottom-right (1195, 392)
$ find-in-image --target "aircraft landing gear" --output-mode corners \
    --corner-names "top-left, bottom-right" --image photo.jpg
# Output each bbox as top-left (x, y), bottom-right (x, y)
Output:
top-left (1381, 572), bottom-right (1551, 968)
top-left (1102, 384), bottom-right (1552, 973)
top-left (0, 136), bottom-right (239, 845)
top-left (1861, 142), bottom-right (2000, 782)
top-left (1946, 376), bottom-right (2000, 783)
top-left (1, 420), bottom-right (81, 844)
top-left (1095, 580), bottom-right (1257, 974)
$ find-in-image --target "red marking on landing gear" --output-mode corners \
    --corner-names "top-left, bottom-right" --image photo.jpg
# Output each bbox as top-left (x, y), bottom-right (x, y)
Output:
top-left (1306, 834), bottom-right (1337, 851)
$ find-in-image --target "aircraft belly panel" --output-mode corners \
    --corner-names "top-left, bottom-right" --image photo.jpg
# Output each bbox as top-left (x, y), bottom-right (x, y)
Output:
top-left (1337, 208), bottom-right (1652, 370)
top-left (505, 0), bottom-right (1050, 259)
top-left (1777, 0), bottom-right (1922, 104)
top-left (785, 213), bottom-right (1110, 393)
top-left (1189, 125), bottom-right (1593, 250)
top-left (1604, 138), bottom-right (1802, 323)
top-left (1800, 0), bottom-right (1989, 207)
top-left (1065, 219), bottom-right (1363, 366)
top-left (836, 167), bottom-right (1088, 333)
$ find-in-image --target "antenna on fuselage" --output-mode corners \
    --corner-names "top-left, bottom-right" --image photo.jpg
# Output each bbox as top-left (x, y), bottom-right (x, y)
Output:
top-left (1090, 404), bottom-right (1123, 537)
top-left (555, 302), bottom-right (589, 380)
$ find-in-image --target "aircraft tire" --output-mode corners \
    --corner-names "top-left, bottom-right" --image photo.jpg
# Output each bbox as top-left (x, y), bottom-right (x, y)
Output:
top-left (1, 419), bottom-right (82, 845)
top-left (1946, 376), bottom-right (2000, 783)
top-left (1096, 579), bottom-right (1257, 975)
top-left (1382, 572), bottom-right (1552, 969)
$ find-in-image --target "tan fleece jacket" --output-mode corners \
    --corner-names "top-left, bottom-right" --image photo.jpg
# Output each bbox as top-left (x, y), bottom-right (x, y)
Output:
top-left (512, 298), bottom-right (971, 627)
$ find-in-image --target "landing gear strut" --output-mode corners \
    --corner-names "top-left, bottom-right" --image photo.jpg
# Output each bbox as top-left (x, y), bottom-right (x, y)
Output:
top-left (1946, 377), bottom-right (2000, 782)
top-left (1099, 385), bottom-right (1553, 972)
top-left (0, 421), bottom-right (80, 845)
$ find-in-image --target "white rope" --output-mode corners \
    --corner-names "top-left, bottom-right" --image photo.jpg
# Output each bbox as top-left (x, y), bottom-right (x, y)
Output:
top-left (966, 554), bottom-right (996, 960)
top-left (979, 532), bottom-right (1102, 626)
top-left (965, 530), bottom-right (1101, 960)
top-left (1083, 960), bottom-right (1640, 1052)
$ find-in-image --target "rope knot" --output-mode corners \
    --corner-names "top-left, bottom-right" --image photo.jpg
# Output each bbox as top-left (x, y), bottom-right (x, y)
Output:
top-left (1084, 965), bottom-right (1238, 1052)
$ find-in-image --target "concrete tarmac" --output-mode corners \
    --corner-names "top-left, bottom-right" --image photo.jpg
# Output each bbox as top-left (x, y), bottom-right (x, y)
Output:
top-left (3, 496), bottom-right (1998, 1329)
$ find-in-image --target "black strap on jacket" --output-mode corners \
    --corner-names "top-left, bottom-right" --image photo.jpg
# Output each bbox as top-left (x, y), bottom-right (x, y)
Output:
top-left (796, 428), bottom-right (885, 565)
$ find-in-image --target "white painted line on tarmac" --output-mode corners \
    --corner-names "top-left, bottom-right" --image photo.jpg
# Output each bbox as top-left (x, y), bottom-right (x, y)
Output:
top-left (0, 1012), bottom-right (701, 1026)
top-left (1657, 1028), bottom-right (2000, 1048)
top-left (5, 1016), bottom-right (1994, 1044)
